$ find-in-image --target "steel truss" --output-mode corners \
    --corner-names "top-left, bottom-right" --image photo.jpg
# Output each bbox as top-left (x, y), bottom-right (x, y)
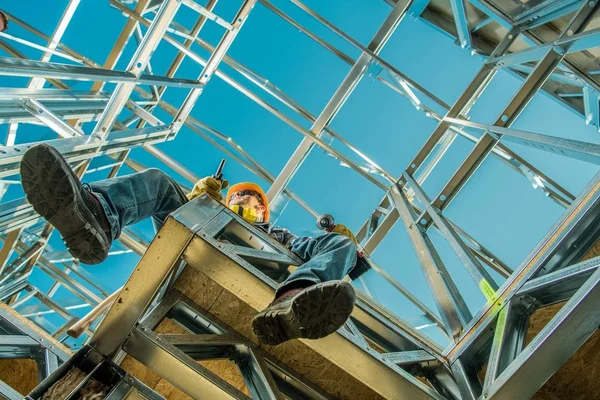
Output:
top-left (0, 0), bottom-right (600, 398)
top-left (0, 301), bottom-right (70, 399)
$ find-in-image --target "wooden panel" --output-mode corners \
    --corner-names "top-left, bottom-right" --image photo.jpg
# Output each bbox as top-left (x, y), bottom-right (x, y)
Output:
top-left (173, 264), bottom-right (388, 400)
top-left (0, 302), bottom-right (72, 396)
top-left (121, 318), bottom-right (250, 399)
top-left (530, 240), bottom-right (600, 399)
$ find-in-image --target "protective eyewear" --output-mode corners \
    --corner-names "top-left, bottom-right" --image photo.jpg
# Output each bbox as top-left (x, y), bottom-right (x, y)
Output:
top-left (230, 190), bottom-right (263, 204)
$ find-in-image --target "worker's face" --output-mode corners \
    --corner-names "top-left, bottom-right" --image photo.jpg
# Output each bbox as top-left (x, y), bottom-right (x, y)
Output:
top-left (0, 17), bottom-right (6, 32)
top-left (229, 191), bottom-right (266, 219)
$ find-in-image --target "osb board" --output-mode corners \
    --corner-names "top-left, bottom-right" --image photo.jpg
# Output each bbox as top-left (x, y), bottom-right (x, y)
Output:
top-left (528, 240), bottom-right (600, 400)
top-left (0, 358), bottom-right (38, 395)
top-left (0, 302), bottom-right (72, 397)
top-left (121, 318), bottom-right (250, 399)
top-left (0, 302), bottom-right (71, 356)
top-left (173, 265), bottom-right (386, 400)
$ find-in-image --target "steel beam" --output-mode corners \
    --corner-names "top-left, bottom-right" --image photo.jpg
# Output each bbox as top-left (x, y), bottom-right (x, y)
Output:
top-left (448, 0), bottom-right (471, 48)
top-left (483, 266), bottom-right (600, 399)
top-left (91, 0), bottom-right (182, 139)
top-left (0, 57), bottom-right (202, 88)
top-left (266, 0), bottom-right (411, 202)
top-left (124, 326), bottom-right (248, 399)
top-left (445, 117), bottom-right (600, 165)
top-left (403, 172), bottom-right (499, 299)
top-left (390, 183), bottom-right (472, 338)
top-left (429, 1), bottom-right (600, 221)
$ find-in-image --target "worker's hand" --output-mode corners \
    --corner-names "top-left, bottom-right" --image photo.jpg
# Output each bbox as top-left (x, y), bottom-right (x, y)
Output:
top-left (186, 176), bottom-right (229, 202)
top-left (332, 224), bottom-right (359, 248)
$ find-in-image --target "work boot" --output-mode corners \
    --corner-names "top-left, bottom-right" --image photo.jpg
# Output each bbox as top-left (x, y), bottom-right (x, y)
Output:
top-left (252, 280), bottom-right (355, 346)
top-left (20, 144), bottom-right (112, 265)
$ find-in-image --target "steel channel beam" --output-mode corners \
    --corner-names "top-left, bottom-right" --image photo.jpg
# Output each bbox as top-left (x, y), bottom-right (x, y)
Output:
top-left (483, 266), bottom-right (600, 399)
top-left (450, 359), bottom-right (480, 400)
top-left (402, 172), bottom-right (499, 299)
top-left (389, 183), bottom-right (472, 338)
top-left (428, 1), bottom-right (600, 224)
top-left (21, 98), bottom-right (83, 138)
top-left (445, 117), bottom-right (600, 165)
top-left (489, 27), bottom-right (600, 69)
top-left (0, 57), bottom-right (201, 88)
top-left (28, 0), bottom-right (81, 89)
top-left (448, 0), bottom-right (471, 49)
top-left (170, 0), bottom-right (256, 135)
top-left (583, 85), bottom-right (600, 128)
top-left (0, 379), bottom-right (22, 400)
top-left (261, 0), bottom-right (449, 110)
top-left (516, 255), bottom-right (600, 304)
top-left (0, 302), bottom-right (70, 360)
top-left (124, 326), bottom-right (249, 399)
top-left (91, 0), bottom-right (151, 93)
top-left (91, 218), bottom-right (194, 358)
top-left (447, 169), bottom-right (600, 362)
top-left (368, 258), bottom-right (447, 330)
top-left (0, 125), bottom-right (171, 179)
top-left (405, 28), bottom-right (517, 181)
top-left (0, 228), bottom-right (22, 276)
top-left (265, 0), bottom-right (411, 202)
top-left (481, 300), bottom-right (528, 393)
top-left (381, 349), bottom-right (437, 366)
top-left (237, 348), bottom-right (283, 400)
top-left (91, 0), bottom-right (181, 139)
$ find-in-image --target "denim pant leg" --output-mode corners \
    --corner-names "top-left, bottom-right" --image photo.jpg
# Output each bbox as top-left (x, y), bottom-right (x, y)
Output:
top-left (90, 168), bottom-right (188, 240)
top-left (277, 233), bottom-right (357, 296)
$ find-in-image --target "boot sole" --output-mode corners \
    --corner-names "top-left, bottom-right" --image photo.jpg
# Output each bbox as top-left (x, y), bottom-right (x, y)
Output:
top-left (20, 144), bottom-right (110, 265)
top-left (252, 281), bottom-right (355, 346)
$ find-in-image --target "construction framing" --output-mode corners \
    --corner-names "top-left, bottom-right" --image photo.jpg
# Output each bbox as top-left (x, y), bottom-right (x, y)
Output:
top-left (1, 0), bottom-right (600, 398)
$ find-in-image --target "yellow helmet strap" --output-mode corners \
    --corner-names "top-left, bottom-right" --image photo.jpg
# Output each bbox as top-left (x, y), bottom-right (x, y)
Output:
top-left (229, 205), bottom-right (261, 224)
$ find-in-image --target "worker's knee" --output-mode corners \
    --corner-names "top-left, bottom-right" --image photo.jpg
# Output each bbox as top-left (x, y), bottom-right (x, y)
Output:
top-left (320, 232), bottom-right (356, 252)
top-left (144, 168), bottom-right (171, 184)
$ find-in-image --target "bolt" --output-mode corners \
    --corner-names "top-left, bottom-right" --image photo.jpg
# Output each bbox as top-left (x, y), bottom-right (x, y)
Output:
top-left (508, 34), bottom-right (513, 39)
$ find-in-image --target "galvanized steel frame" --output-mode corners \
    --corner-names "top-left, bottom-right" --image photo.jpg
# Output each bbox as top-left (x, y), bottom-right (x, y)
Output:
top-left (1, 0), bottom-right (600, 398)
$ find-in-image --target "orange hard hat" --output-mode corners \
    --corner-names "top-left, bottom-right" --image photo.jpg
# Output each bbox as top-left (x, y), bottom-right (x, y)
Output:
top-left (226, 182), bottom-right (270, 222)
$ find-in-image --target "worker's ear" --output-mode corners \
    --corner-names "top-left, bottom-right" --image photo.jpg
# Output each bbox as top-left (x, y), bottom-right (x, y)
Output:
top-left (256, 204), bottom-right (266, 212)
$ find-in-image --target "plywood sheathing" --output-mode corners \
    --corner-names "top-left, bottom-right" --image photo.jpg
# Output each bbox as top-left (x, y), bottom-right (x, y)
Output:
top-left (121, 318), bottom-right (250, 399)
top-left (530, 240), bottom-right (600, 400)
top-left (121, 266), bottom-right (385, 400)
top-left (178, 265), bottom-right (385, 400)
top-left (0, 302), bottom-right (73, 396)
top-left (0, 302), bottom-right (71, 356)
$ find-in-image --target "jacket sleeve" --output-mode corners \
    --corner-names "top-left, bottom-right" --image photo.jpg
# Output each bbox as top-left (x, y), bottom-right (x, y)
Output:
top-left (268, 226), bottom-right (298, 248)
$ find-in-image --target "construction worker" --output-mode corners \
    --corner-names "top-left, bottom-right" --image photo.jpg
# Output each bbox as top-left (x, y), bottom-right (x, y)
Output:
top-left (20, 144), bottom-right (358, 345)
top-left (0, 11), bottom-right (8, 32)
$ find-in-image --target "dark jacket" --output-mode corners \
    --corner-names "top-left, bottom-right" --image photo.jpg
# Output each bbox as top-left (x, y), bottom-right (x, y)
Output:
top-left (254, 222), bottom-right (297, 248)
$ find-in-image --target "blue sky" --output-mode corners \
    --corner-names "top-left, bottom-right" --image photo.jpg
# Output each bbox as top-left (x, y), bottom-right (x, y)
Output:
top-left (1, 0), bottom-right (598, 346)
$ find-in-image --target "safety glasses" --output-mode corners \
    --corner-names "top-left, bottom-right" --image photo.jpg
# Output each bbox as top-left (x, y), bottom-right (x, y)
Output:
top-left (230, 190), bottom-right (263, 204)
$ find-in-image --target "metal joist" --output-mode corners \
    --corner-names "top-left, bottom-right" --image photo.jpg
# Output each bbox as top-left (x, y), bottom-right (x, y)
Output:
top-left (92, 0), bottom-right (183, 139)
top-left (483, 266), bottom-right (600, 399)
top-left (266, 0), bottom-right (412, 202)
top-left (428, 0), bottom-right (600, 222)
top-left (389, 183), bottom-right (472, 338)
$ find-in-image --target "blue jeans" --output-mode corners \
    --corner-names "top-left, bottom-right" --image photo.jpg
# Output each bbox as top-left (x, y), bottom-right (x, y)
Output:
top-left (90, 169), bottom-right (357, 294)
